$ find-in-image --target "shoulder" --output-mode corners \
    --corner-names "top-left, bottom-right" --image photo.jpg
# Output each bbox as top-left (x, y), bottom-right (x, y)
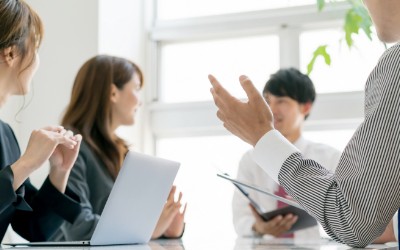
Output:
top-left (379, 42), bottom-right (400, 63)
top-left (73, 140), bottom-right (97, 170)
top-left (0, 119), bottom-right (16, 138)
top-left (373, 43), bottom-right (400, 80)
top-left (75, 140), bottom-right (107, 173)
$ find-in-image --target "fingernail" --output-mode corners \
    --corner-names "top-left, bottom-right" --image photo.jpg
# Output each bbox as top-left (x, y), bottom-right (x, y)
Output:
top-left (239, 75), bottom-right (248, 81)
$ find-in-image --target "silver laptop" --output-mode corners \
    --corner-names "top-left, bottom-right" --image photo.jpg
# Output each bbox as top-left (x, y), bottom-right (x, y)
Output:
top-left (5, 151), bottom-right (180, 247)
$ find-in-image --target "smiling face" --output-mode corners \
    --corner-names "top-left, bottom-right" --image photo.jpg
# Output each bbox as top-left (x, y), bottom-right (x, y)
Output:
top-left (110, 73), bottom-right (142, 130)
top-left (264, 92), bottom-right (311, 142)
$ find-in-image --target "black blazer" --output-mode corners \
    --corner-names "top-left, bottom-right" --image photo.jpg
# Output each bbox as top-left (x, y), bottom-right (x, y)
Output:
top-left (0, 120), bottom-right (81, 242)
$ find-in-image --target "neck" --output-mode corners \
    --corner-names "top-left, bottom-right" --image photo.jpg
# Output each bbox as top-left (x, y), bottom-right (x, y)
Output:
top-left (110, 121), bottom-right (119, 134)
top-left (285, 130), bottom-right (301, 144)
top-left (0, 85), bottom-right (11, 108)
top-left (0, 67), bottom-right (13, 108)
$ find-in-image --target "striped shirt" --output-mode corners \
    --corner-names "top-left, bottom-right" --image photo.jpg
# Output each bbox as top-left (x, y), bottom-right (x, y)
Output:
top-left (252, 42), bottom-right (400, 248)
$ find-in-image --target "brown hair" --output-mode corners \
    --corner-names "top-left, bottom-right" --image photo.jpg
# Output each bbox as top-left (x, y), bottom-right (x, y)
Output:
top-left (0, 0), bottom-right (44, 71)
top-left (61, 55), bottom-right (144, 179)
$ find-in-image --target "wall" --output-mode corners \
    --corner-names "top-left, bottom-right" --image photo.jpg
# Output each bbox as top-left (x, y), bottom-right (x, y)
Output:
top-left (1, 0), bottom-right (145, 187)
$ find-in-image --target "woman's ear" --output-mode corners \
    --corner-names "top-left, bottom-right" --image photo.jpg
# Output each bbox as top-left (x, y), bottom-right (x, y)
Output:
top-left (1, 46), bottom-right (16, 67)
top-left (110, 83), bottom-right (119, 103)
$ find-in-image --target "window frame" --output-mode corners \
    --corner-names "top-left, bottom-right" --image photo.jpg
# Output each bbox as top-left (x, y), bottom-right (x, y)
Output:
top-left (144, 1), bottom-right (363, 153)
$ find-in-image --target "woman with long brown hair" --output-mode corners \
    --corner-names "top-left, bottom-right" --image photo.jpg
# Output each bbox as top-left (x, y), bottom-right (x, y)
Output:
top-left (54, 55), bottom-right (185, 241)
top-left (0, 0), bottom-right (82, 242)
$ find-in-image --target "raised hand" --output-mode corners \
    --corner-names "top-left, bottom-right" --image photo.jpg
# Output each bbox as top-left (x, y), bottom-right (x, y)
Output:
top-left (209, 74), bottom-right (274, 146)
top-left (152, 186), bottom-right (186, 239)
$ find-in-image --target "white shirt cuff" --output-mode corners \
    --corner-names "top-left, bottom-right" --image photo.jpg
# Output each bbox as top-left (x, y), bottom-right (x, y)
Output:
top-left (394, 211), bottom-right (398, 242)
top-left (251, 130), bottom-right (300, 184)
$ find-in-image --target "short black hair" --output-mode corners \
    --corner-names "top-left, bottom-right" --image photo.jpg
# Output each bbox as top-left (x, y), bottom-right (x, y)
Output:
top-left (263, 68), bottom-right (316, 104)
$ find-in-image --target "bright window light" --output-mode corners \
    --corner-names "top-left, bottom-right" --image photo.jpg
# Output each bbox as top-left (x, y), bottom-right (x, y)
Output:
top-left (160, 35), bottom-right (279, 103)
top-left (157, 0), bottom-right (317, 20)
top-left (300, 29), bottom-right (386, 93)
top-left (156, 135), bottom-right (252, 242)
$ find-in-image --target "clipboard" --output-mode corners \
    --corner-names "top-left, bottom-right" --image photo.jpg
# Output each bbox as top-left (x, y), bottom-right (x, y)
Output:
top-left (218, 173), bottom-right (318, 233)
top-left (217, 173), bottom-right (302, 209)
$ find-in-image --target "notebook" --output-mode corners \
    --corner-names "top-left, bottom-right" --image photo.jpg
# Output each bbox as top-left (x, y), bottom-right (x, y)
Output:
top-left (5, 151), bottom-right (180, 247)
top-left (217, 173), bottom-right (302, 209)
top-left (218, 173), bottom-right (318, 232)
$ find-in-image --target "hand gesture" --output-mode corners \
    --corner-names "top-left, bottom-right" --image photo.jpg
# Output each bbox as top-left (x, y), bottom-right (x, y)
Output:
top-left (209, 74), bottom-right (274, 146)
top-left (12, 126), bottom-right (81, 190)
top-left (49, 130), bottom-right (81, 172)
top-left (152, 186), bottom-right (186, 239)
top-left (49, 129), bottom-right (82, 193)
top-left (250, 204), bottom-right (298, 237)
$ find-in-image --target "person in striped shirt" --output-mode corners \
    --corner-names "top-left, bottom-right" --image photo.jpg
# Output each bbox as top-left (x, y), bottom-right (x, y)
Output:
top-left (208, 0), bottom-right (400, 247)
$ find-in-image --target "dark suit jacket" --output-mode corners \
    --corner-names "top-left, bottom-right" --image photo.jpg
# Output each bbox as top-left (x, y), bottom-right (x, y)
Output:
top-left (0, 120), bottom-right (81, 242)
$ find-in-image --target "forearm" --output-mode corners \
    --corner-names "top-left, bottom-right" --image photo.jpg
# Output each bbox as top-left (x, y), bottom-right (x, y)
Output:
top-left (10, 157), bottom-right (37, 191)
top-left (279, 152), bottom-right (397, 247)
top-left (49, 167), bottom-right (70, 193)
top-left (373, 218), bottom-right (396, 243)
top-left (11, 178), bottom-right (82, 241)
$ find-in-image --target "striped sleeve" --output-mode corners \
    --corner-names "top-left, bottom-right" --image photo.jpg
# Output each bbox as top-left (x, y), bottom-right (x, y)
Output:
top-left (254, 43), bottom-right (400, 248)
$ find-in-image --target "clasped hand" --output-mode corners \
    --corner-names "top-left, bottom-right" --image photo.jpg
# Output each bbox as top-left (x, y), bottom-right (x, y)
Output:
top-left (12, 125), bottom-right (82, 192)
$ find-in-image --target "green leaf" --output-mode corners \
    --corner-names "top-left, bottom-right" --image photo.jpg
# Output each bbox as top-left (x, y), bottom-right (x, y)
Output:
top-left (307, 45), bottom-right (331, 75)
top-left (317, 0), bottom-right (326, 11)
top-left (343, 2), bottom-right (373, 47)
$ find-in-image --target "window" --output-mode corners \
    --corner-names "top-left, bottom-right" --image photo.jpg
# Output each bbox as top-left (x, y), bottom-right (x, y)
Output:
top-left (156, 136), bottom-right (251, 241)
top-left (157, 0), bottom-right (318, 20)
top-left (300, 29), bottom-right (386, 93)
top-left (146, 0), bottom-right (371, 241)
top-left (160, 36), bottom-right (279, 103)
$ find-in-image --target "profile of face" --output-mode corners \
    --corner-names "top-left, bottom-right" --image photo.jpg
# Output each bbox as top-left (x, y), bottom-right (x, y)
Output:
top-left (110, 73), bottom-right (142, 128)
top-left (264, 92), bottom-right (311, 138)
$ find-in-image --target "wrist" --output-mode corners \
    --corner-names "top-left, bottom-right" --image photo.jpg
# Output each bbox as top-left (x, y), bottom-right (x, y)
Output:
top-left (252, 126), bottom-right (274, 147)
top-left (49, 168), bottom-right (70, 193)
top-left (252, 224), bottom-right (263, 237)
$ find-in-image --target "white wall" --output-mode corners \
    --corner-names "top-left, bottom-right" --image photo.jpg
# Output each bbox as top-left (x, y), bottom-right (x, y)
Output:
top-left (98, 0), bottom-right (146, 151)
top-left (1, 0), bottom-right (145, 186)
top-left (17, 0), bottom-right (100, 187)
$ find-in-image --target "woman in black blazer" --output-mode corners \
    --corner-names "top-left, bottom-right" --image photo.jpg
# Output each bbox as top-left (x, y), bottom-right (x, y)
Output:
top-left (0, 0), bottom-right (82, 242)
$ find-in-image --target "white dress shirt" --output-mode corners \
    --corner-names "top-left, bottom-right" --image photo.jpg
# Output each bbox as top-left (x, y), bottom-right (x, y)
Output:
top-left (249, 45), bottom-right (400, 248)
top-left (233, 136), bottom-right (341, 238)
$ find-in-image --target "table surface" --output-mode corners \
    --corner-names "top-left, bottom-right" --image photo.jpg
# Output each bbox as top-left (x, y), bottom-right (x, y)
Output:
top-left (1, 237), bottom-right (398, 250)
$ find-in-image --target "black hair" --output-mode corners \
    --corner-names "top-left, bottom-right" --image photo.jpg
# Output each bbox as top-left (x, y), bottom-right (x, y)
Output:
top-left (263, 68), bottom-right (316, 104)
